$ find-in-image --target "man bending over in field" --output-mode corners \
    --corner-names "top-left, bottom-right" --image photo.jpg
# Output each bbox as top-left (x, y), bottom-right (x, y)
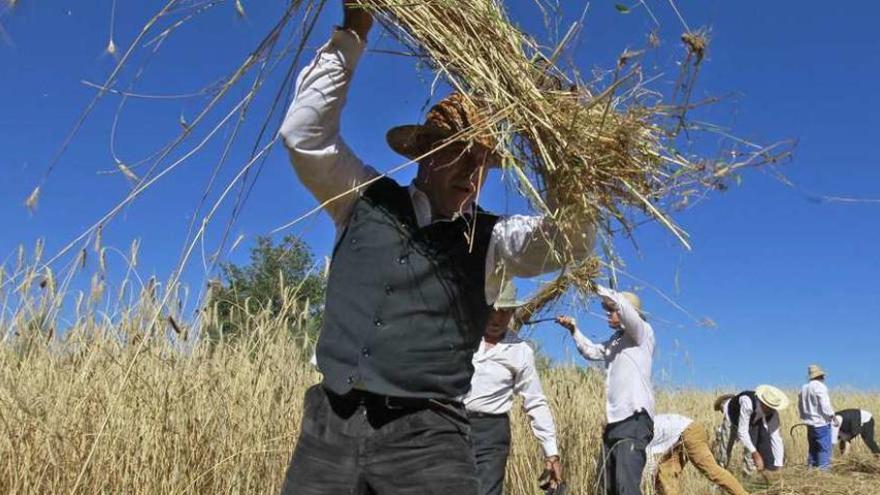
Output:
top-left (277, 2), bottom-right (594, 494)
top-left (647, 414), bottom-right (748, 495)
top-left (714, 386), bottom-right (789, 473)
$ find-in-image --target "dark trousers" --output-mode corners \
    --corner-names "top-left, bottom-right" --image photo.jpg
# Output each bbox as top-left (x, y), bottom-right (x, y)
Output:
top-left (281, 385), bottom-right (478, 495)
top-left (749, 421), bottom-right (777, 470)
top-left (807, 425), bottom-right (832, 469)
top-left (469, 413), bottom-right (511, 495)
top-left (862, 418), bottom-right (880, 454)
top-left (598, 411), bottom-right (654, 495)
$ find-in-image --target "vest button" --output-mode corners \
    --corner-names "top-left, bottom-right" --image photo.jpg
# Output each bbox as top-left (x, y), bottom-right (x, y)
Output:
top-left (351, 238), bottom-right (358, 245)
top-left (347, 375), bottom-right (355, 384)
top-left (384, 284), bottom-right (393, 295)
top-left (361, 347), bottom-right (370, 357)
top-left (397, 255), bottom-right (408, 265)
top-left (373, 318), bottom-right (383, 327)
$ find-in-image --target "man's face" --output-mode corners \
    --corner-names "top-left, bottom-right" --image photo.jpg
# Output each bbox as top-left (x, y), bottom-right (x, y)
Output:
top-left (485, 308), bottom-right (514, 340)
top-left (416, 142), bottom-right (493, 218)
top-left (606, 310), bottom-right (621, 330)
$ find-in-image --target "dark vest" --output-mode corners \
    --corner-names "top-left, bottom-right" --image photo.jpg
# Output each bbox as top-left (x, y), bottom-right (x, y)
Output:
top-left (837, 409), bottom-right (862, 437)
top-left (728, 391), bottom-right (771, 426)
top-left (316, 178), bottom-right (499, 399)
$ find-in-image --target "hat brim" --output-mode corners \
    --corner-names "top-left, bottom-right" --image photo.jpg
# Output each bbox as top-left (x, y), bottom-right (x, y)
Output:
top-left (386, 124), bottom-right (502, 168)
top-left (756, 385), bottom-right (791, 411)
top-left (493, 302), bottom-right (525, 310)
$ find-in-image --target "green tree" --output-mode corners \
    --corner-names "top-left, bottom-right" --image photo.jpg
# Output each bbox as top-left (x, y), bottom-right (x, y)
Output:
top-left (205, 235), bottom-right (325, 342)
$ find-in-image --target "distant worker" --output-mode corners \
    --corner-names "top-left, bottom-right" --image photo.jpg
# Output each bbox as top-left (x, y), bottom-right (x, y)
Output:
top-left (648, 414), bottom-right (749, 495)
top-left (464, 281), bottom-right (563, 495)
top-left (833, 408), bottom-right (880, 455)
top-left (797, 364), bottom-right (835, 469)
top-left (555, 286), bottom-right (654, 495)
top-left (714, 385), bottom-right (789, 473)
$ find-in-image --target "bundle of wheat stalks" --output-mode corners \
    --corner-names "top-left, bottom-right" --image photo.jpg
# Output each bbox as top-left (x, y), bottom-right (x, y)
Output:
top-left (751, 455), bottom-right (880, 495)
top-left (357, 0), bottom-right (784, 264)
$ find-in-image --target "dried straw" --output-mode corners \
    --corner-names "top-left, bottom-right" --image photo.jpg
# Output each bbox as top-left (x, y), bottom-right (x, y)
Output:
top-left (358, 0), bottom-right (789, 266)
top-left (751, 455), bottom-right (880, 495)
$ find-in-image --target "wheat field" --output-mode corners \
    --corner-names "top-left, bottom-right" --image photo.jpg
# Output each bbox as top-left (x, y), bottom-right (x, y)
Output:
top-left (0, 267), bottom-right (877, 494)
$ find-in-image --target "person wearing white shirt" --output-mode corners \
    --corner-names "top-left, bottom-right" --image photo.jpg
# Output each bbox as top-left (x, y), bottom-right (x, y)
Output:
top-left (554, 286), bottom-right (654, 495)
top-left (714, 385), bottom-right (789, 474)
top-left (278, 4), bottom-right (594, 494)
top-left (464, 281), bottom-right (562, 495)
top-left (833, 409), bottom-right (879, 455)
top-left (647, 414), bottom-right (748, 495)
top-left (798, 364), bottom-right (835, 469)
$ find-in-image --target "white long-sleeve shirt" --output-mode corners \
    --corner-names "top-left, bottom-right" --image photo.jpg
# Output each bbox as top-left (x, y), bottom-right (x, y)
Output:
top-left (464, 334), bottom-right (558, 457)
top-left (723, 395), bottom-right (785, 468)
top-left (279, 29), bottom-right (595, 304)
top-left (570, 286), bottom-right (654, 424)
top-left (798, 380), bottom-right (835, 427)
top-left (648, 414), bottom-right (693, 457)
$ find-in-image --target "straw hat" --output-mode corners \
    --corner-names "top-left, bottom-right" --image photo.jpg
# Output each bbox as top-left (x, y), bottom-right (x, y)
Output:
top-left (808, 364), bottom-right (826, 380)
top-left (621, 292), bottom-right (642, 313)
top-left (755, 385), bottom-right (790, 412)
top-left (386, 92), bottom-right (501, 166)
top-left (493, 279), bottom-right (524, 310)
top-left (713, 394), bottom-right (735, 412)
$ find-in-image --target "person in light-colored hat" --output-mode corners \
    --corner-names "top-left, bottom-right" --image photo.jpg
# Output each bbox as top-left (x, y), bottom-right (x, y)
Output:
top-left (714, 385), bottom-right (789, 473)
top-left (464, 279), bottom-right (564, 495)
top-left (278, 3), bottom-right (595, 493)
top-left (554, 285), bottom-right (654, 495)
top-left (798, 364), bottom-right (836, 469)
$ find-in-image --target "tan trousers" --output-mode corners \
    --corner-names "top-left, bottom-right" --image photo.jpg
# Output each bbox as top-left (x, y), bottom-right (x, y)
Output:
top-left (655, 421), bottom-right (749, 495)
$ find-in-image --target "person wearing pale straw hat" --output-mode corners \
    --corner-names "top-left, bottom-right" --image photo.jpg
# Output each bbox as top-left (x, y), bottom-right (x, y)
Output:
top-left (798, 364), bottom-right (836, 469)
top-left (714, 385), bottom-right (789, 473)
top-left (464, 280), bottom-right (564, 495)
top-left (554, 286), bottom-right (654, 495)
top-left (278, 3), bottom-right (594, 494)
top-left (646, 413), bottom-right (749, 495)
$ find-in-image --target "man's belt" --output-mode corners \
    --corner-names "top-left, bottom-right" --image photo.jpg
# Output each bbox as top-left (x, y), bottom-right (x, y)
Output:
top-left (330, 387), bottom-right (461, 412)
top-left (466, 410), bottom-right (509, 419)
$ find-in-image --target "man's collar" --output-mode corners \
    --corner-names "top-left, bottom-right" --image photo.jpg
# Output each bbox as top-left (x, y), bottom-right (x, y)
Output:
top-left (407, 181), bottom-right (476, 227)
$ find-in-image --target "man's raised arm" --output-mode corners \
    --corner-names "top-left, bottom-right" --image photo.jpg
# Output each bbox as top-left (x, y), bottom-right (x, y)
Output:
top-left (279, 3), bottom-right (376, 227)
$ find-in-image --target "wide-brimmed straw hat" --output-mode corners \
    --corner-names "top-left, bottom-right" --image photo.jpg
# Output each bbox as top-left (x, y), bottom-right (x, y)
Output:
top-left (386, 92), bottom-right (501, 166)
top-left (755, 385), bottom-right (790, 412)
top-left (808, 364), bottom-right (826, 380)
top-left (493, 279), bottom-right (525, 310)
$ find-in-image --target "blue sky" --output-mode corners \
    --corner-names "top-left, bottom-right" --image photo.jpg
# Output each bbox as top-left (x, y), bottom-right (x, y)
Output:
top-left (1, 1), bottom-right (878, 390)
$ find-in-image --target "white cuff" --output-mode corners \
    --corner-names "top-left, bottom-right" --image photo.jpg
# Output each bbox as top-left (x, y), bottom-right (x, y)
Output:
top-left (542, 440), bottom-right (559, 458)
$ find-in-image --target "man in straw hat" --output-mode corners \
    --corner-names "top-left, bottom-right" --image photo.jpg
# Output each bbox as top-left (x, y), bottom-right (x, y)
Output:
top-left (833, 408), bottom-right (880, 455)
top-left (554, 286), bottom-right (654, 495)
top-left (464, 280), bottom-right (564, 495)
top-left (278, 3), bottom-right (594, 494)
top-left (646, 413), bottom-right (749, 495)
top-left (714, 385), bottom-right (789, 473)
top-left (798, 364), bottom-right (836, 469)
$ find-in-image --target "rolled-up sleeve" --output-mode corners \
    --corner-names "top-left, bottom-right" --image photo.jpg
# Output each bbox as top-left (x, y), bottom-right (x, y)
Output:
top-left (279, 29), bottom-right (376, 227)
top-left (485, 214), bottom-right (595, 295)
top-left (514, 346), bottom-right (558, 457)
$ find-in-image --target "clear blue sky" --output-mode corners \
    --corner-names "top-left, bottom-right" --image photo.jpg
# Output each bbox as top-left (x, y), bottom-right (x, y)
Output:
top-left (2, 1), bottom-right (878, 390)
